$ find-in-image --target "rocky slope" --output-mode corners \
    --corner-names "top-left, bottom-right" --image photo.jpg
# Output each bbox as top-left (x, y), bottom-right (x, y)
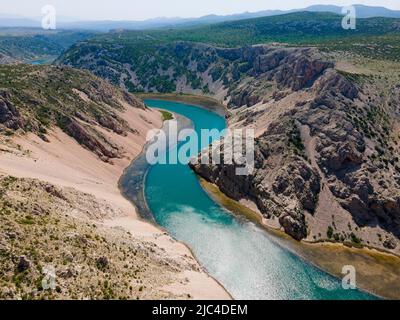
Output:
top-left (0, 30), bottom-right (95, 65)
top-left (0, 52), bottom-right (16, 65)
top-left (0, 64), bottom-right (229, 300)
top-left (0, 64), bottom-right (146, 162)
top-left (189, 45), bottom-right (400, 253)
top-left (0, 176), bottom-right (209, 300)
top-left (60, 41), bottom-right (400, 253)
top-left (58, 41), bottom-right (337, 99)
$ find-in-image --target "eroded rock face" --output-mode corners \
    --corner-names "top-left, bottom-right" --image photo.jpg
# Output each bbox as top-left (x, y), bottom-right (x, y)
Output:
top-left (0, 91), bottom-right (24, 130)
top-left (316, 70), bottom-right (359, 100)
top-left (279, 214), bottom-right (307, 241)
top-left (224, 47), bottom-right (332, 108)
top-left (191, 120), bottom-right (321, 241)
top-left (263, 49), bottom-right (333, 91)
top-left (0, 65), bottom-right (145, 162)
top-left (64, 119), bottom-right (122, 161)
top-left (60, 42), bottom-right (332, 107)
top-left (191, 46), bottom-right (400, 245)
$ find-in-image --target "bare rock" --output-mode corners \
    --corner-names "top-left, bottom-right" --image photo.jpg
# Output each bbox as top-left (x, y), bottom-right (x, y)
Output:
top-left (64, 119), bottom-right (122, 161)
top-left (383, 237), bottom-right (397, 250)
top-left (0, 92), bottom-right (24, 130)
top-left (279, 214), bottom-right (307, 241)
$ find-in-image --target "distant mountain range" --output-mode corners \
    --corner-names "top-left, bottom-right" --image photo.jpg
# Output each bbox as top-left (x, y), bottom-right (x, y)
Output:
top-left (1, 4), bottom-right (400, 31)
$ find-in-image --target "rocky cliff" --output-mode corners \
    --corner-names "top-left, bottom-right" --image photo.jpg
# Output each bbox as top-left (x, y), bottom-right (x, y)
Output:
top-left (190, 45), bottom-right (400, 253)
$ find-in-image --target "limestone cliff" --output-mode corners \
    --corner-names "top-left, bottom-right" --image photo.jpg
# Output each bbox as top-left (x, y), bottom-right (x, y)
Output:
top-left (191, 46), bottom-right (400, 253)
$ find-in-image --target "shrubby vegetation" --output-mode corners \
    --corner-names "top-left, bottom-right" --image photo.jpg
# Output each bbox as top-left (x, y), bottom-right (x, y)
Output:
top-left (58, 12), bottom-right (400, 95)
top-left (0, 29), bottom-right (95, 63)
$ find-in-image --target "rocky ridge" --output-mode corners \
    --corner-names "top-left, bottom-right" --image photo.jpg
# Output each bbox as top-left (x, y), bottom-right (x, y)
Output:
top-left (0, 64), bottom-right (145, 162)
top-left (190, 45), bottom-right (400, 253)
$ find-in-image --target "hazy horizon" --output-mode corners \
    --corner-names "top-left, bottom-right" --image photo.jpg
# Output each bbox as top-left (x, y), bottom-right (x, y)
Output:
top-left (1, 0), bottom-right (400, 22)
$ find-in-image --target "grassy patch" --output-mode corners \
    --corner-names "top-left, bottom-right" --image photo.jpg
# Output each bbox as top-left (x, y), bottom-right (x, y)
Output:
top-left (159, 110), bottom-right (173, 122)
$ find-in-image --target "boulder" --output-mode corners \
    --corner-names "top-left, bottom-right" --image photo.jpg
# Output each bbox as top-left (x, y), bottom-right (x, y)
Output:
top-left (279, 214), bottom-right (307, 241)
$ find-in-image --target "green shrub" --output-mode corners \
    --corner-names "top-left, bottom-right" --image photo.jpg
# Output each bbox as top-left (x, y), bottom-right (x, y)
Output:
top-left (327, 226), bottom-right (334, 239)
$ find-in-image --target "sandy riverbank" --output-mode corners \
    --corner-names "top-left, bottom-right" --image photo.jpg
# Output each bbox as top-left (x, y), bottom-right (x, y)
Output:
top-left (0, 102), bottom-right (230, 300)
top-left (118, 112), bottom-right (192, 222)
top-left (199, 178), bottom-right (400, 299)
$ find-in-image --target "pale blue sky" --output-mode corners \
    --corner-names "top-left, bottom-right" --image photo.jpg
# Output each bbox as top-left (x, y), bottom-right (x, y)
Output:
top-left (1, 0), bottom-right (400, 21)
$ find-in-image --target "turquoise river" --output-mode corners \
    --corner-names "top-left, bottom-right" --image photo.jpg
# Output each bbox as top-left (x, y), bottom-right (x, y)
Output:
top-left (143, 99), bottom-right (375, 300)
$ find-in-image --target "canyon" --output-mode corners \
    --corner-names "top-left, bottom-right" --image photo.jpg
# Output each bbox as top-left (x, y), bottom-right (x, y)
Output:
top-left (60, 41), bottom-right (400, 255)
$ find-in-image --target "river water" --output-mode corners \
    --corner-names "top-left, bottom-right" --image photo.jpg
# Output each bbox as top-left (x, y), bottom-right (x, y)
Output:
top-left (142, 99), bottom-right (375, 300)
